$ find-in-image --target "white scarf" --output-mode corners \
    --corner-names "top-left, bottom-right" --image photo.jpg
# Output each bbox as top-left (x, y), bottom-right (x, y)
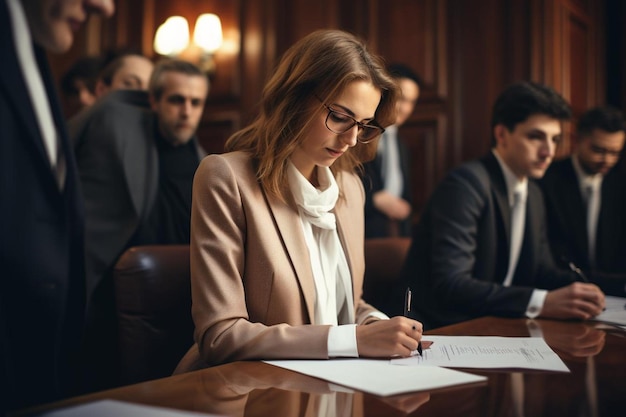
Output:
top-left (287, 162), bottom-right (355, 325)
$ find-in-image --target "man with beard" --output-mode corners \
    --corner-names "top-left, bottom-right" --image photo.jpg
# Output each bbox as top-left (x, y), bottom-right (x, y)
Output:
top-left (541, 106), bottom-right (626, 296)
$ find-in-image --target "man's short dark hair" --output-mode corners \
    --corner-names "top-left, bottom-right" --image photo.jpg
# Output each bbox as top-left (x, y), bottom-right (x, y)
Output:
top-left (387, 63), bottom-right (423, 88)
top-left (491, 81), bottom-right (572, 133)
top-left (577, 106), bottom-right (625, 137)
top-left (60, 56), bottom-right (104, 96)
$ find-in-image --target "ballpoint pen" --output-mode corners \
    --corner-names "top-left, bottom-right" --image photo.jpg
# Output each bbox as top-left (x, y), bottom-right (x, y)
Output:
top-left (404, 287), bottom-right (423, 356)
top-left (567, 260), bottom-right (607, 311)
top-left (568, 261), bottom-right (590, 283)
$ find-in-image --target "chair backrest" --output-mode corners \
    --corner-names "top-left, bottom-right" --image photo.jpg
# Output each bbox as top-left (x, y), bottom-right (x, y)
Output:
top-left (113, 245), bottom-right (193, 385)
top-left (113, 239), bottom-right (410, 384)
top-left (362, 237), bottom-right (411, 316)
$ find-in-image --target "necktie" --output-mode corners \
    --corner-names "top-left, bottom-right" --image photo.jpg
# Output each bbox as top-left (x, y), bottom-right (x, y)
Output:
top-left (503, 190), bottom-right (524, 287)
top-left (585, 182), bottom-right (600, 266)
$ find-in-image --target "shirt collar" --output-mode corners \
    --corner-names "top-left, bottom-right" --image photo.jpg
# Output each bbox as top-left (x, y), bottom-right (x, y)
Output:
top-left (492, 150), bottom-right (528, 206)
top-left (385, 125), bottom-right (398, 137)
top-left (572, 154), bottom-right (603, 190)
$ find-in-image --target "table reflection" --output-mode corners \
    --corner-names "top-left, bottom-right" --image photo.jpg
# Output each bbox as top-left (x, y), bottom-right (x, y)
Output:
top-left (528, 319), bottom-right (606, 359)
top-left (177, 361), bottom-right (431, 417)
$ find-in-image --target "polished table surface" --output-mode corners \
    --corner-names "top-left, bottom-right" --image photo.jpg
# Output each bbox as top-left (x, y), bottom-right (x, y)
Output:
top-left (16, 317), bottom-right (626, 417)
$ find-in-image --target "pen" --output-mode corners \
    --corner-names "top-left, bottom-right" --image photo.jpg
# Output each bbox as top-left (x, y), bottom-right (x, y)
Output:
top-left (404, 287), bottom-right (423, 356)
top-left (567, 261), bottom-right (606, 311)
top-left (568, 261), bottom-right (590, 283)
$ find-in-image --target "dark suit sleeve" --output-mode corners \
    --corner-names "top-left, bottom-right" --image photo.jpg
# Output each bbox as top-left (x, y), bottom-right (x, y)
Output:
top-left (423, 164), bottom-right (534, 317)
top-left (528, 182), bottom-right (577, 289)
top-left (362, 158), bottom-right (384, 214)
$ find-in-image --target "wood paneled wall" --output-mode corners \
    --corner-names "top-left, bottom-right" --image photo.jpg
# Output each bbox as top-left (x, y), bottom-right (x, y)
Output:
top-left (48, 0), bottom-right (611, 219)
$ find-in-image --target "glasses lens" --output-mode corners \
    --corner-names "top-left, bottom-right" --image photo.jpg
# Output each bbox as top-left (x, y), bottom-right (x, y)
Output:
top-left (358, 125), bottom-right (382, 142)
top-left (327, 110), bottom-right (355, 134)
top-left (325, 107), bottom-right (383, 143)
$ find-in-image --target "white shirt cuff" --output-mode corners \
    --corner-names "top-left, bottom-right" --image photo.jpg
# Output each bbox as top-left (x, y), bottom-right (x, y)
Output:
top-left (328, 324), bottom-right (359, 357)
top-left (525, 289), bottom-right (547, 318)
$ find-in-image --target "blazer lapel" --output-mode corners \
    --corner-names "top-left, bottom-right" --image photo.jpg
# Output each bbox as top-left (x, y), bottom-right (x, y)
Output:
top-left (333, 193), bottom-right (360, 317)
top-left (561, 160), bottom-right (589, 259)
top-left (482, 153), bottom-right (512, 248)
top-left (264, 190), bottom-right (317, 324)
top-left (0, 27), bottom-right (62, 195)
top-left (122, 109), bottom-right (159, 217)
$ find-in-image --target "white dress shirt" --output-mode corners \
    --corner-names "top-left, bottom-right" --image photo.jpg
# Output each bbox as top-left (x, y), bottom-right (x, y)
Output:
top-left (572, 156), bottom-right (603, 266)
top-left (6, 0), bottom-right (65, 189)
top-left (493, 151), bottom-right (546, 318)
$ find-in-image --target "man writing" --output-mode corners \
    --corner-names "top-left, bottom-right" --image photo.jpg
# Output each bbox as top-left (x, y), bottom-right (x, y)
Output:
top-left (541, 106), bottom-right (626, 296)
top-left (398, 81), bottom-right (605, 330)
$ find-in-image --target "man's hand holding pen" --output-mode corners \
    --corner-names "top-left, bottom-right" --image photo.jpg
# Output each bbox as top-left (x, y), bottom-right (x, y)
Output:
top-left (542, 281), bottom-right (606, 320)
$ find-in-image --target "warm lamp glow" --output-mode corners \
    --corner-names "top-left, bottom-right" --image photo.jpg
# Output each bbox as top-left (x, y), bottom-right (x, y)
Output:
top-left (153, 16), bottom-right (189, 56)
top-left (153, 13), bottom-right (223, 76)
top-left (193, 13), bottom-right (223, 53)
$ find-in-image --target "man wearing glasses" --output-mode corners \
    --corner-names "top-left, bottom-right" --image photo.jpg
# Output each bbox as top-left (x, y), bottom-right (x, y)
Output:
top-left (540, 106), bottom-right (626, 296)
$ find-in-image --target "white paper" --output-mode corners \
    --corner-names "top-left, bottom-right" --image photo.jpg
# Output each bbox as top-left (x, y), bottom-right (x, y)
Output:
top-left (264, 358), bottom-right (486, 396)
top-left (391, 335), bottom-right (569, 372)
top-left (34, 399), bottom-right (223, 417)
top-left (590, 295), bottom-right (626, 327)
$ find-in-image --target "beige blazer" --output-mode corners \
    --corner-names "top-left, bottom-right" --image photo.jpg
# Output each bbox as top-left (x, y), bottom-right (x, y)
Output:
top-left (175, 151), bottom-right (379, 371)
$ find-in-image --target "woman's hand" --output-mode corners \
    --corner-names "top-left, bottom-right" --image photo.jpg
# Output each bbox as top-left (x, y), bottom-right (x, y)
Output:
top-left (356, 316), bottom-right (423, 358)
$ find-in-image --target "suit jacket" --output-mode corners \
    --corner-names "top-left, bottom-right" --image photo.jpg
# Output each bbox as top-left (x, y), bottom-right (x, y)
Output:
top-left (398, 152), bottom-right (575, 330)
top-left (540, 157), bottom-right (626, 295)
top-left (69, 89), bottom-right (203, 390)
top-left (176, 152), bottom-right (379, 371)
top-left (362, 133), bottom-right (412, 237)
top-left (0, 2), bottom-right (85, 411)
top-left (70, 90), bottom-right (159, 303)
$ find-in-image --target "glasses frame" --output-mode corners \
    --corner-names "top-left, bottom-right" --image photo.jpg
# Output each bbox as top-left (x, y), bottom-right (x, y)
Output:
top-left (319, 102), bottom-right (385, 144)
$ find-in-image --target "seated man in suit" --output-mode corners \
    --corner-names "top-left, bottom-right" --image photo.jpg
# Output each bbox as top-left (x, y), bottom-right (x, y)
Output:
top-left (397, 81), bottom-right (605, 330)
top-left (69, 58), bottom-right (209, 391)
top-left (362, 64), bottom-right (422, 237)
top-left (540, 106), bottom-right (626, 295)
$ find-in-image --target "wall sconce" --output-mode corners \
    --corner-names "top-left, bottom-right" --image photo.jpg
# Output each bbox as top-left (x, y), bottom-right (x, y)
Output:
top-left (153, 13), bottom-right (223, 75)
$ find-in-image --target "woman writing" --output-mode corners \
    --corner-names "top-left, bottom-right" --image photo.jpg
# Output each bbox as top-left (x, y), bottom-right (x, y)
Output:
top-left (176, 29), bottom-right (423, 371)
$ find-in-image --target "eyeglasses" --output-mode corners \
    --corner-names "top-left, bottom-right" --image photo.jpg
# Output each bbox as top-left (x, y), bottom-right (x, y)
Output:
top-left (319, 102), bottom-right (385, 144)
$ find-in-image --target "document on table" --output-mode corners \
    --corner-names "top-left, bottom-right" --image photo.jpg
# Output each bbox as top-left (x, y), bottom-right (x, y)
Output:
top-left (391, 335), bottom-right (569, 372)
top-left (264, 358), bottom-right (486, 396)
top-left (590, 295), bottom-right (626, 328)
top-left (33, 399), bottom-right (222, 417)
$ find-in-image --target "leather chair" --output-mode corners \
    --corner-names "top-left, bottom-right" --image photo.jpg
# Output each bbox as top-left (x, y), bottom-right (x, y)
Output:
top-left (113, 239), bottom-right (410, 385)
top-left (362, 237), bottom-right (411, 316)
top-left (113, 245), bottom-right (193, 385)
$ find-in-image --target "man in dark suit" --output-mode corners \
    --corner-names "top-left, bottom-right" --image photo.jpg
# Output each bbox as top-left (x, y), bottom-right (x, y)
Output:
top-left (0, 0), bottom-right (114, 413)
top-left (69, 58), bottom-right (209, 391)
top-left (398, 81), bottom-right (605, 330)
top-left (540, 106), bottom-right (626, 296)
top-left (362, 64), bottom-right (421, 237)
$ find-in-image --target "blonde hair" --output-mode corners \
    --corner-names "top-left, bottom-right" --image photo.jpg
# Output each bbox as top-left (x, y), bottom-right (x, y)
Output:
top-left (225, 29), bottom-right (399, 200)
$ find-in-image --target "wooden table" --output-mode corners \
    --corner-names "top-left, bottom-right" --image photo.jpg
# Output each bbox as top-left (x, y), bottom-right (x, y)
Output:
top-left (15, 317), bottom-right (626, 417)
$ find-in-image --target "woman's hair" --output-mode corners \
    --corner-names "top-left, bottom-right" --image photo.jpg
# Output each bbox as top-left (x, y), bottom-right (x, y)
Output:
top-left (225, 29), bottom-right (399, 199)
